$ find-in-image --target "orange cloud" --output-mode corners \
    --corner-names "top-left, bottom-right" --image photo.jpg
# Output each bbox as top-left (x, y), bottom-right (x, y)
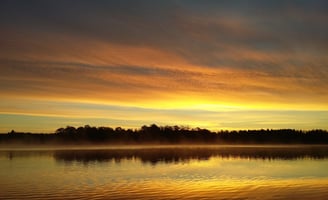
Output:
top-left (1, 22), bottom-right (328, 113)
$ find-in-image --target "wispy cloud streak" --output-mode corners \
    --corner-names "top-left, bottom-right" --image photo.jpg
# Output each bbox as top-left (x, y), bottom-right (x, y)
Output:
top-left (0, 0), bottom-right (327, 131)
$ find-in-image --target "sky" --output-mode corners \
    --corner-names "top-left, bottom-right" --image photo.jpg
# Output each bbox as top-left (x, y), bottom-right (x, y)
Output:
top-left (0, 0), bottom-right (328, 133)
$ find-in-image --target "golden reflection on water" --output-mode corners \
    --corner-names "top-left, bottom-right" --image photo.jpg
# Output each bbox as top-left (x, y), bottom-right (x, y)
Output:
top-left (116, 178), bottom-right (328, 200)
top-left (1, 146), bottom-right (328, 200)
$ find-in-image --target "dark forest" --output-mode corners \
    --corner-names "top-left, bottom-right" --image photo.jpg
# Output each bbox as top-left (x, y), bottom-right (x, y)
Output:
top-left (1, 124), bottom-right (328, 145)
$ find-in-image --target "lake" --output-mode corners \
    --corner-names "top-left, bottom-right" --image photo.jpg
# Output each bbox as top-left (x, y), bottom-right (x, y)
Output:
top-left (1, 145), bottom-right (328, 200)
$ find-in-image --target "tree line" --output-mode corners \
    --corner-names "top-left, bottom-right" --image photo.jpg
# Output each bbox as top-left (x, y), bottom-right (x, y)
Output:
top-left (1, 124), bottom-right (328, 144)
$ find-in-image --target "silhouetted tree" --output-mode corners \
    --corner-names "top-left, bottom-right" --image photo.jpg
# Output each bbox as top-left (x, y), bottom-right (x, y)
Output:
top-left (1, 124), bottom-right (328, 144)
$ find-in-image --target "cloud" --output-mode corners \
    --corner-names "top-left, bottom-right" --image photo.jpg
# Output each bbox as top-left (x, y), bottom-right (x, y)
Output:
top-left (1, 39), bottom-right (328, 110)
top-left (1, 0), bottom-right (328, 131)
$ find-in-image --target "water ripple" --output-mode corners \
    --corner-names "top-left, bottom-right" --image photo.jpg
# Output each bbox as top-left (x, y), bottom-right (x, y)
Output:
top-left (1, 146), bottom-right (328, 199)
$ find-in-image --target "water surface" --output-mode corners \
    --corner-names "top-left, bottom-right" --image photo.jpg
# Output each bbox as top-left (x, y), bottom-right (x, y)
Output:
top-left (1, 145), bottom-right (328, 199)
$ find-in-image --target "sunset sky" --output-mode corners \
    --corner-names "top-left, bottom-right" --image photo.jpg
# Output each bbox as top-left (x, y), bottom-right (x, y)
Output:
top-left (1, 0), bottom-right (328, 133)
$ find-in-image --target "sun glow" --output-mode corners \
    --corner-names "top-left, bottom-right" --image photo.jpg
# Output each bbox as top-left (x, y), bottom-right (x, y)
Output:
top-left (1, 0), bottom-right (328, 132)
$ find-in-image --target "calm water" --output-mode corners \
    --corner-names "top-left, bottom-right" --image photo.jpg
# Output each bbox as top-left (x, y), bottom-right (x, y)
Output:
top-left (1, 145), bottom-right (328, 200)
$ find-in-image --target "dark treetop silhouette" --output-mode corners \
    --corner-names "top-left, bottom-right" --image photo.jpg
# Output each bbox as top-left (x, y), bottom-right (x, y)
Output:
top-left (1, 124), bottom-right (328, 145)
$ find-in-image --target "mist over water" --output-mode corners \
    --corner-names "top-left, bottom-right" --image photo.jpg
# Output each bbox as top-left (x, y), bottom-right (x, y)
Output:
top-left (1, 145), bottom-right (328, 200)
